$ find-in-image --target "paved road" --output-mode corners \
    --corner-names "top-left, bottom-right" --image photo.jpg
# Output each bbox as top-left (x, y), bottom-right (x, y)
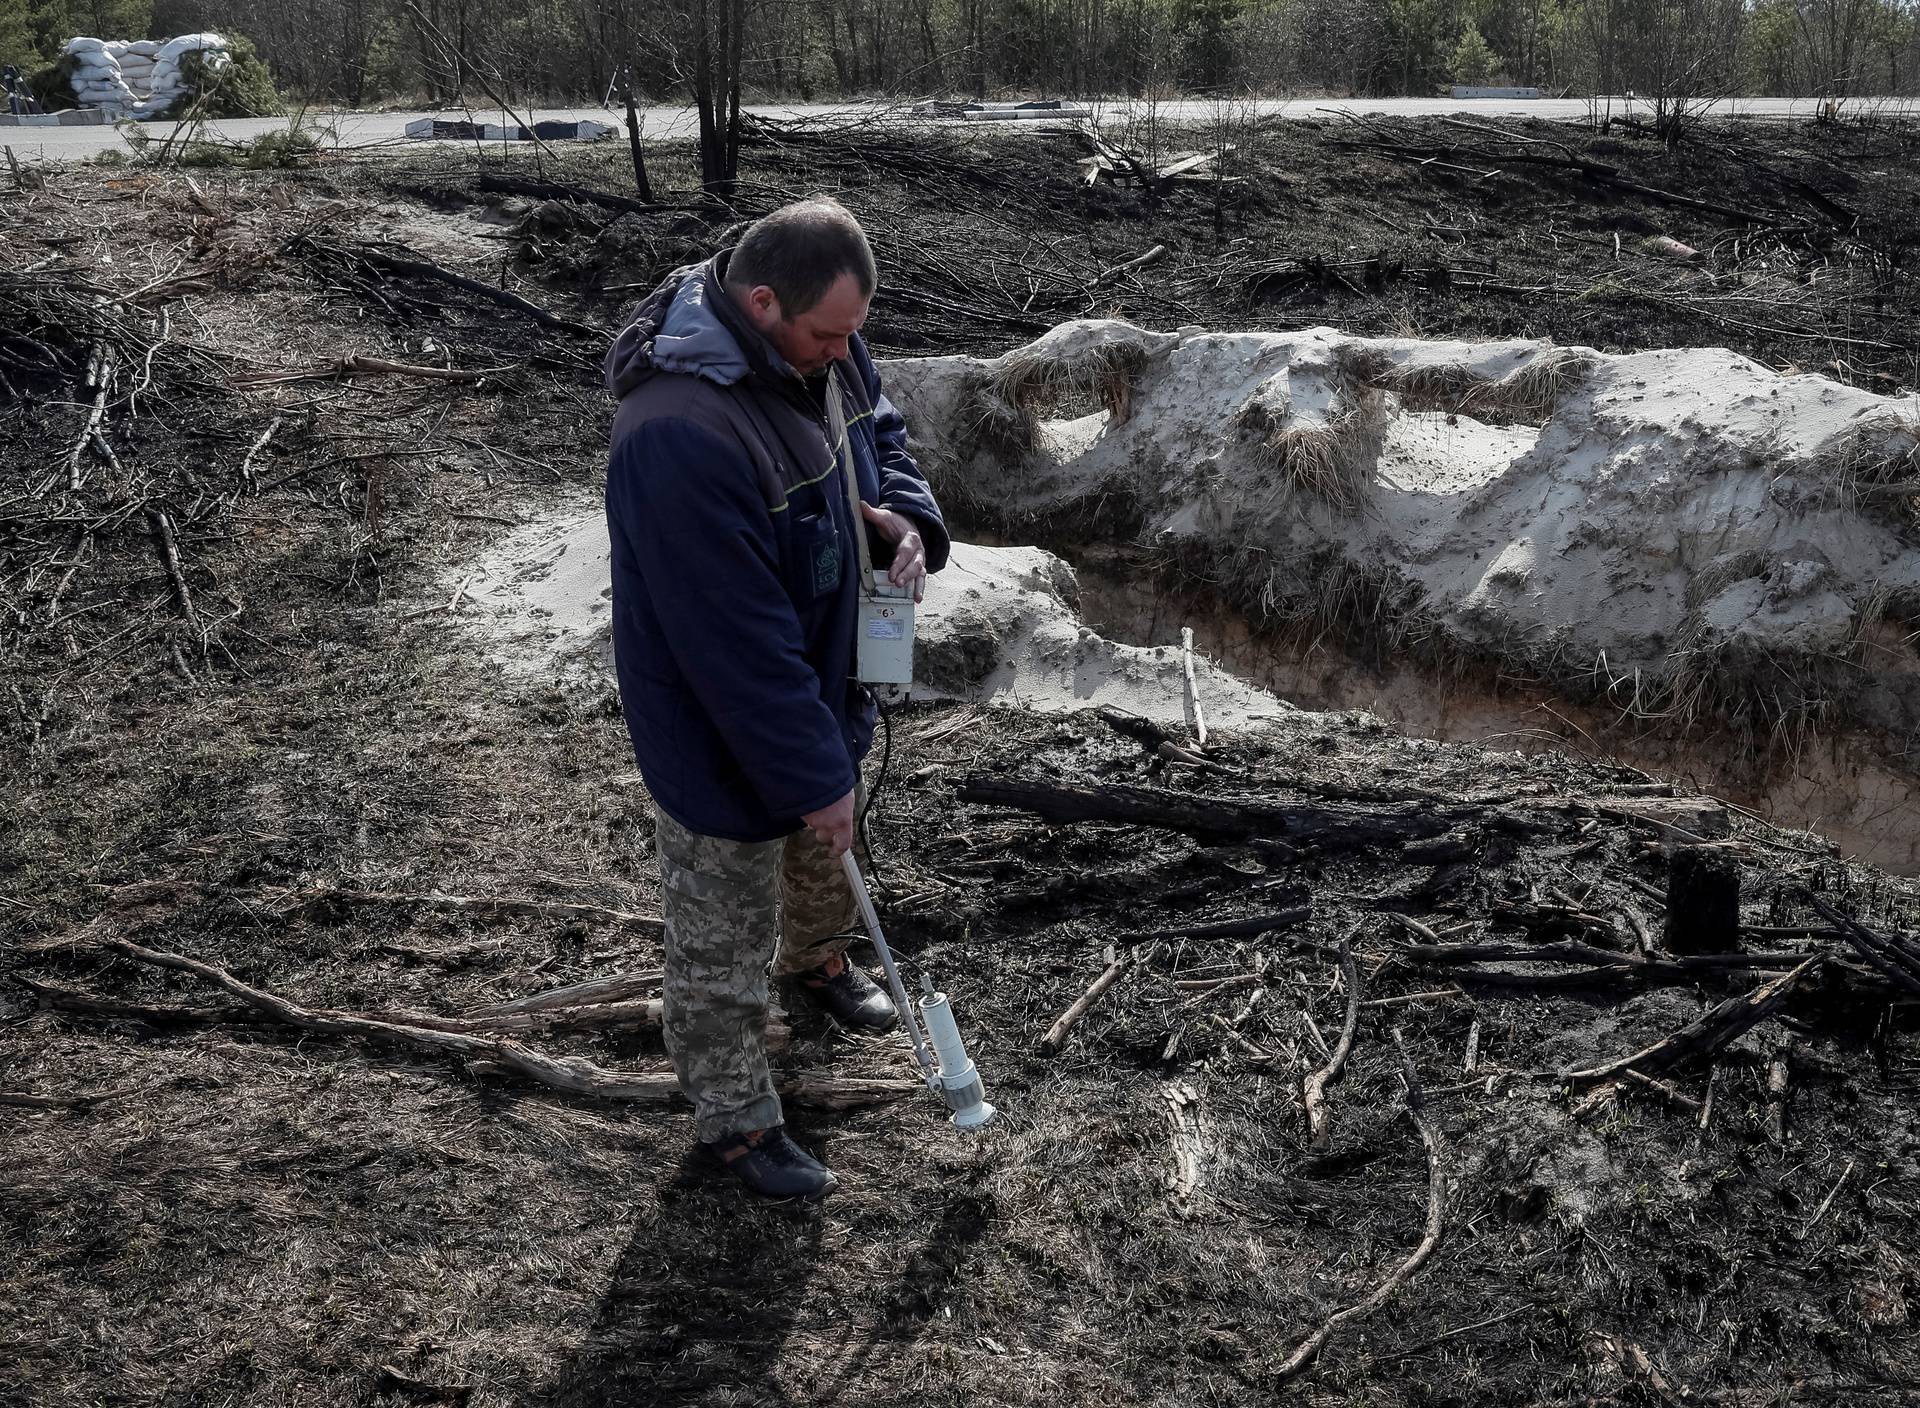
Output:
top-left (2, 96), bottom-right (1907, 160)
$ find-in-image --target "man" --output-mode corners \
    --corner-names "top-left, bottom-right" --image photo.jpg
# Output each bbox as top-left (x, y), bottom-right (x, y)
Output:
top-left (603, 198), bottom-right (949, 1201)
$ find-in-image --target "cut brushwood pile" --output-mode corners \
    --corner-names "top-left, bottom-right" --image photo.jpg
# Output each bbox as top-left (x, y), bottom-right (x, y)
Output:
top-left (1075, 126), bottom-right (1240, 190)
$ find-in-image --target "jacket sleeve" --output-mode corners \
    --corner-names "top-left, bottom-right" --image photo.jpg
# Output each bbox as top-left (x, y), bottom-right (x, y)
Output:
top-left (853, 337), bottom-right (951, 574)
top-left (607, 416), bottom-right (856, 820)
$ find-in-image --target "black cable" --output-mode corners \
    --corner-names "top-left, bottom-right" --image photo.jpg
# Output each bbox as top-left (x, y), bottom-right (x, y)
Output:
top-left (857, 692), bottom-right (894, 897)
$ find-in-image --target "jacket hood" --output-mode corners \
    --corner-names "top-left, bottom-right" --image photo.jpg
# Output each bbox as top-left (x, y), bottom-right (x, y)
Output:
top-left (605, 251), bottom-right (802, 400)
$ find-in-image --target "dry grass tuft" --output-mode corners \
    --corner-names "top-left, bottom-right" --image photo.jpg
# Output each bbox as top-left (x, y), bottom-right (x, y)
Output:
top-left (1363, 345), bottom-right (1593, 425)
top-left (967, 338), bottom-right (1152, 453)
top-left (1235, 375), bottom-right (1388, 516)
top-left (1821, 413), bottom-right (1920, 535)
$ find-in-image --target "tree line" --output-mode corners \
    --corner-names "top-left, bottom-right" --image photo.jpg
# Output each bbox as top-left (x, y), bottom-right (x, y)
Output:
top-left (4, 0), bottom-right (1918, 106)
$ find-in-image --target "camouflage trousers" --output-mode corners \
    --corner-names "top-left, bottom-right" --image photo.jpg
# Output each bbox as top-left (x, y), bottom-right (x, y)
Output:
top-left (652, 796), bottom-right (864, 1142)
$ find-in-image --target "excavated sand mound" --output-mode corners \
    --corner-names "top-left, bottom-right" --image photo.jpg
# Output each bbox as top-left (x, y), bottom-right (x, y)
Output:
top-left (467, 508), bottom-right (1282, 729)
top-left (884, 321), bottom-right (1920, 742)
top-left (909, 542), bottom-right (1281, 724)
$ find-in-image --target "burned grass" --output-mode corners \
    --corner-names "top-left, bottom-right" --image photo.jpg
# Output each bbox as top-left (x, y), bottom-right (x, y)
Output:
top-left (4, 122), bottom-right (1920, 1407)
top-left (10, 692), bottom-right (1920, 1406)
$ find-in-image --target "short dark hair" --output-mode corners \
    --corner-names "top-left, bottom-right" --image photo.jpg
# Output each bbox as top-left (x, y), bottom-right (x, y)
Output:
top-left (726, 197), bottom-right (877, 317)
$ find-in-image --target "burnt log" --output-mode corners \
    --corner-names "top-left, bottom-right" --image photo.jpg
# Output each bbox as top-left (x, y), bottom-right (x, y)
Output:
top-left (955, 776), bottom-right (1482, 851)
top-left (477, 172), bottom-right (670, 217)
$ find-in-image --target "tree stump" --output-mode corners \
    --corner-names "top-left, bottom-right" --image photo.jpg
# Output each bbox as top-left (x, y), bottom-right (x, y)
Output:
top-left (1665, 846), bottom-right (1741, 955)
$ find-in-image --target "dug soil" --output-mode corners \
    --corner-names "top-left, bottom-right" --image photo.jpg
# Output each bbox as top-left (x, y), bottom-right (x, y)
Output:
top-left (4, 115), bottom-right (1920, 1407)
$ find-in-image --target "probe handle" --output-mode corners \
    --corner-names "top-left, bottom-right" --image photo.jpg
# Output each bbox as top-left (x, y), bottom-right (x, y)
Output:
top-left (840, 850), bottom-right (937, 1081)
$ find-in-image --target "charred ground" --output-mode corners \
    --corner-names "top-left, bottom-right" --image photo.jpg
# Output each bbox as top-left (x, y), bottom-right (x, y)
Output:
top-left (3, 114), bottom-right (1920, 1407)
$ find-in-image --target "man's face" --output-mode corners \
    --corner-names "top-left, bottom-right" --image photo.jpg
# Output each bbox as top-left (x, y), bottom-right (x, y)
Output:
top-left (740, 272), bottom-right (871, 377)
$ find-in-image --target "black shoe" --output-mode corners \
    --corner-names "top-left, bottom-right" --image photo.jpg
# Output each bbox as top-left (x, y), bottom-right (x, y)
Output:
top-left (704, 1126), bottom-right (839, 1201)
top-left (797, 956), bottom-right (898, 1032)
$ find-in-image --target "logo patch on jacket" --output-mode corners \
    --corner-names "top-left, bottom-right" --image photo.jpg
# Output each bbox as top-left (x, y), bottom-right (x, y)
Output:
top-left (812, 535), bottom-right (842, 595)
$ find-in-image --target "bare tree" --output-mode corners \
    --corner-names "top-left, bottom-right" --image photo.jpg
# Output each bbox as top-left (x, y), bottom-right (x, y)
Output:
top-left (1795, 0), bottom-right (1895, 95)
top-left (688, 0), bottom-right (747, 193)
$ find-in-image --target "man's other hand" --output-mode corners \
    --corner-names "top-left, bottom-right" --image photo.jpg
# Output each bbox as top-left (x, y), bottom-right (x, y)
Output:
top-left (859, 502), bottom-right (927, 603)
top-left (802, 788), bottom-right (857, 857)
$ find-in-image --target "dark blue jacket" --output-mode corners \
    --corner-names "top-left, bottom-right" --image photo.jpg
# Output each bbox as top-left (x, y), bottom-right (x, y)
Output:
top-left (603, 255), bottom-right (950, 842)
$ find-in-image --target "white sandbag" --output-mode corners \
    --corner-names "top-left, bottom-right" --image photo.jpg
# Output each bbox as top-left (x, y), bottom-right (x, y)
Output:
top-left (63, 36), bottom-right (109, 55)
top-left (104, 41), bottom-right (129, 57)
top-left (155, 33), bottom-right (228, 63)
top-left (126, 39), bottom-right (161, 56)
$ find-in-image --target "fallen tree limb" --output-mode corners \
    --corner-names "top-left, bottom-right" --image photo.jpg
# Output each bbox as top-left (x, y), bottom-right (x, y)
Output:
top-left (1179, 624), bottom-right (1207, 745)
top-left (466, 970), bottom-right (663, 1015)
top-left (1274, 1033), bottom-right (1446, 1382)
top-left (1563, 957), bottom-right (1822, 1084)
top-left (61, 341), bottom-right (113, 492)
top-left (1303, 933), bottom-right (1361, 1151)
top-left (290, 236), bottom-right (593, 337)
top-left (72, 878), bottom-right (663, 934)
top-left (1095, 244), bottom-right (1169, 286)
top-left (102, 938), bottom-right (902, 1108)
top-left (16, 974), bottom-right (258, 1025)
top-left (283, 887), bottom-right (665, 934)
top-left (236, 414), bottom-right (281, 494)
top-left (1039, 950), bottom-right (1134, 1054)
top-left (232, 355), bottom-right (507, 388)
top-left (1803, 892), bottom-right (1920, 998)
top-left (956, 775), bottom-right (1491, 850)
top-left (475, 172), bottom-right (672, 217)
top-left (21, 973), bottom-right (779, 1048)
top-left (1766, 1039), bottom-right (1793, 1143)
top-left (147, 507), bottom-right (200, 641)
top-left (367, 998), bottom-right (663, 1035)
top-left (363, 997), bottom-right (789, 1048)
top-left (1120, 908), bottom-right (1312, 943)
top-left (1396, 938), bottom-right (1811, 981)
top-left (1161, 1080), bottom-right (1211, 1211)
top-left (0, 1083), bottom-right (146, 1109)
top-left (378, 937), bottom-right (508, 966)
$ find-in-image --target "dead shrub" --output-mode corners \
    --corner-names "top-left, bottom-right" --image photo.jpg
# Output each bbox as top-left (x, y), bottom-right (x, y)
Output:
top-left (1822, 413), bottom-right (1920, 536)
top-left (1360, 344), bottom-right (1593, 425)
top-left (1235, 373), bottom-right (1387, 516)
top-left (967, 337), bottom-right (1152, 454)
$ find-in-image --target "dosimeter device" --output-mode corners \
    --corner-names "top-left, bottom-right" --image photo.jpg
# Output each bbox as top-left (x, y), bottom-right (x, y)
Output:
top-left (827, 368), bottom-right (915, 688)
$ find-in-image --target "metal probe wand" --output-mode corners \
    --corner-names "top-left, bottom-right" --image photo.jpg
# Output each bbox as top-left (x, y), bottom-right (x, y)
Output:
top-left (841, 850), bottom-right (997, 1129)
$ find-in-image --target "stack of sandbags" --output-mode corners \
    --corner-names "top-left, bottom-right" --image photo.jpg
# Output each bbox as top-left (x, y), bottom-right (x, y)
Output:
top-left (62, 36), bottom-right (135, 110)
top-left (111, 39), bottom-right (161, 94)
top-left (59, 32), bottom-right (234, 117)
top-left (138, 33), bottom-right (230, 116)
